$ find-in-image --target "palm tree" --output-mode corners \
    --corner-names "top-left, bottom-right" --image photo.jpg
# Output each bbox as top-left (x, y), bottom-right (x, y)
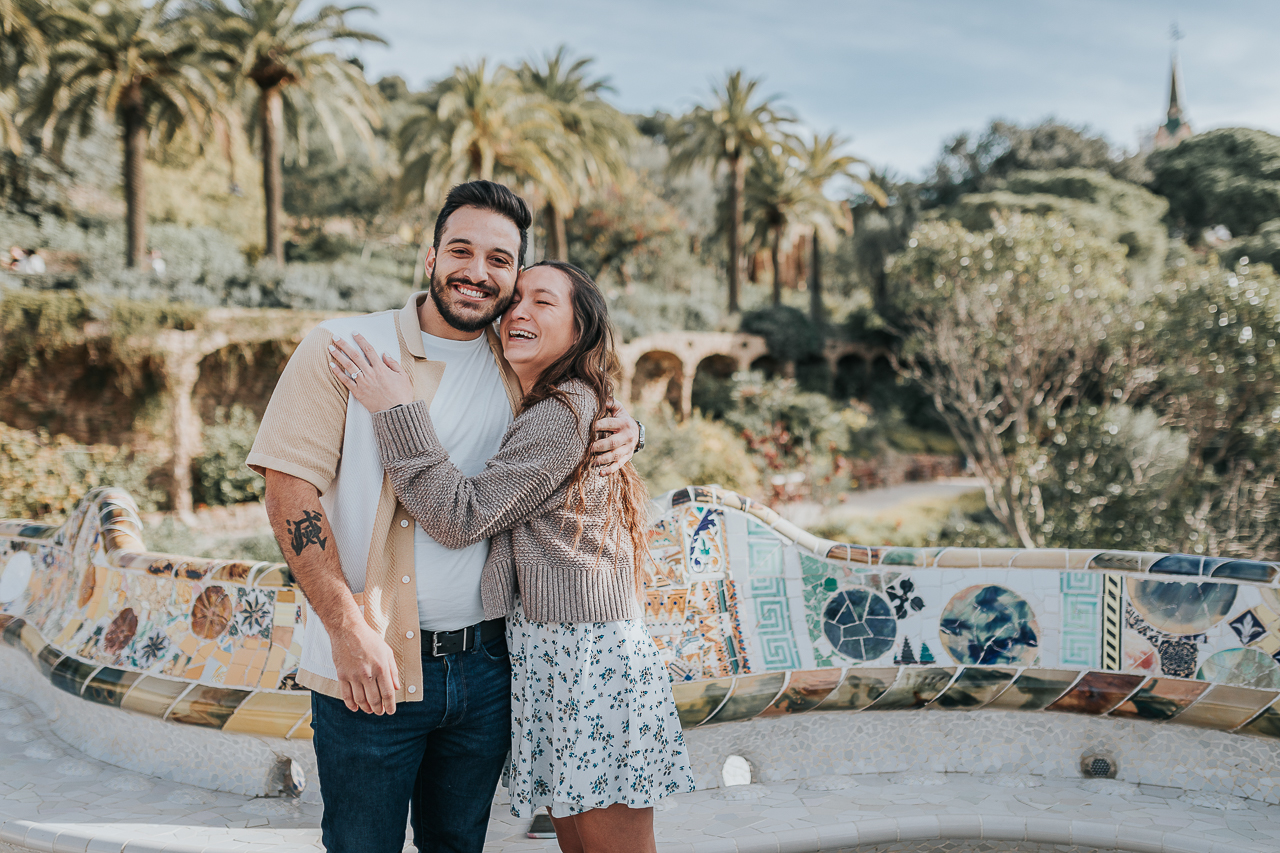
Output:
top-left (517, 46), bottom-right (634, 261)
top-left (200, 0), bottom-right (385, 265)
top-left (795, 132), bottom-right (885, 321)
top-left (33, 0), bottom-right (221, 267)
top-left (0, 0), bottom-right (45, 154)
top-left (745, 132), bottom-right (884, 314)
top-left (398, 60), bottom-right (570, 272)
top-left (744, 143), bottom-right (806, 306)
top-left (669, 70), bottom-right (792, 313)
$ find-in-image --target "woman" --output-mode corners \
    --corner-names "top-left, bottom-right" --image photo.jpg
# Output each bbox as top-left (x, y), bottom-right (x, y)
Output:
top-left (327, 261), bottom-right (694, 853)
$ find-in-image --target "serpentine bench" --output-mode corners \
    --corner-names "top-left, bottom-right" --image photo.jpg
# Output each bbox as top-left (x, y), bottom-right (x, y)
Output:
top-left (4, 486), bottom-right (1280, 852)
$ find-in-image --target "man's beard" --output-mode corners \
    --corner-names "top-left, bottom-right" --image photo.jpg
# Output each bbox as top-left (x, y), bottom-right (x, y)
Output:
top-left (429, 267), bottom-right (512, 333)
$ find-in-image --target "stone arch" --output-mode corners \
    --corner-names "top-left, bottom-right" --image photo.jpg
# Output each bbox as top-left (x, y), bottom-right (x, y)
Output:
top-left (691, 354), bottom-right (738, 418)
top-left (834, 353), bottom-right (895, 402)
top-left (617, 332), bottom-right (769, 419)
top-left (630, 350), bottom-right (685, 414)
top-left (749, 354), bottom-right (781, 379)
top-left (193, 341), bottom-right (295, 424)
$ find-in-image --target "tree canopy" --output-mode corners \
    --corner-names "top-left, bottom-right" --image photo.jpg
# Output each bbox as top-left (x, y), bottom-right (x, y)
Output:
top-left (948, 168), bottom-right (1169, 285)
top-left (924, 119), bottom-right (1150, 207)
top-left (1147, 127), bottom-right (1280, 239)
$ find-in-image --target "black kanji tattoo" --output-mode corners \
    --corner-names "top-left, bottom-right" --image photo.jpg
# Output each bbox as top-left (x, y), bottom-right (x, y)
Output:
top-left (286, 510), bottom-right (327, 556)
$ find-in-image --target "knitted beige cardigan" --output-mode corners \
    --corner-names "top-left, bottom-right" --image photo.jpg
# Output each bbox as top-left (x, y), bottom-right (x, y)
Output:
top-left (371, 379), bottom-right (640, 623)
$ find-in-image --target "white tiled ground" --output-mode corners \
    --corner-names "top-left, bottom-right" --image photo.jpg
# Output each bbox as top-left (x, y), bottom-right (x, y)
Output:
top-left (4, 686), bottom-right (1280, 853)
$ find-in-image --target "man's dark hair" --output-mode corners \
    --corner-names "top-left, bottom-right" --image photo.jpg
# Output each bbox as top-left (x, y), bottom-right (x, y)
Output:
top-left (432, 180), bottom-right (532, 264)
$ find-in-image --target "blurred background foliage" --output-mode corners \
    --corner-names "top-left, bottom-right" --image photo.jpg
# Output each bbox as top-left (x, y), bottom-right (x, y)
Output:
top-left (2, 0), bottom-right (1280, 560)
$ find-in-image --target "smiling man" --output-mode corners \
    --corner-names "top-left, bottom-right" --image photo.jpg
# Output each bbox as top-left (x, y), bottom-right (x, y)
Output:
top-left (246, 181), bottom-right (641, 853)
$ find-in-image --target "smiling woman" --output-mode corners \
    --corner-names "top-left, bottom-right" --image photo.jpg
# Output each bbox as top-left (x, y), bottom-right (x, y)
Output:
top-left (500, 263), bottom-right (592, 395)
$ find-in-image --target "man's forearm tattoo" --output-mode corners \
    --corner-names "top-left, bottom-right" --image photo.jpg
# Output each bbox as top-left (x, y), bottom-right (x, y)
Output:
top-left (286, 510), bottom-right (328, 556)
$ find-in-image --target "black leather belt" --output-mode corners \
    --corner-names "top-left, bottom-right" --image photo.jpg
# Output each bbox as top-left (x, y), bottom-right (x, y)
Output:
top-left (422, 618), bottom-right (504, 657)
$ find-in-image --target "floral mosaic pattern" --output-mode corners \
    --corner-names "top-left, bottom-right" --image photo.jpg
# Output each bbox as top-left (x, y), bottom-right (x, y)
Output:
top-left (0, 489), bottom-right (308, 739)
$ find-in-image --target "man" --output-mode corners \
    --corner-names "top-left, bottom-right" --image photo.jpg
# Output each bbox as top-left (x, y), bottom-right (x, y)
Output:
top-left (247, 181), bottom-right (640, 853)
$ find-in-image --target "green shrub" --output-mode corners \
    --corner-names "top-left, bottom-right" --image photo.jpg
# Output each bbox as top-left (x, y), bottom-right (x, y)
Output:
top-left (740, 305), bottom-right (824, 364)
top-left (192, 406), bottom-right (264, 507)
top-left (606, 284), bottom-right (723, 341)
top-left (1221, 220), bottom-right (1280, 273)
top-left (632, 408), bottom-right (760, 497)
top-left (723, 374), bottom-right (846, 471)
top-left (0, 422), bottom-right (165, 521)
top-left (812, 491), bottom-right (1003, 547)
top-left (144, 518), bottom-right (284, 562)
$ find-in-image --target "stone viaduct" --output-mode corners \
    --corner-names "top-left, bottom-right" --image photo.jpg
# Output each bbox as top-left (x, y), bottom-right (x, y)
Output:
top-left (3, 308), bottom-right (891, 518)
top-left (618, 331), bottom-right (889, 419)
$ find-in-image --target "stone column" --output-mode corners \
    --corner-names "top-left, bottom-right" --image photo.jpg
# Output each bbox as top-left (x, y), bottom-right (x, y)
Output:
top-left (154, 331), bottom-right (211, 524)
top-left (619, 361), bottom-right (635, 409)
top-left (680, 365), bottom-right (697, 421)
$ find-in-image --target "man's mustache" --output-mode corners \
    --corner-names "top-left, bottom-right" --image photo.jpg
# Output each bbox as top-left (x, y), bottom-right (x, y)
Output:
top-left (443, 275), bottom-right (497, 298)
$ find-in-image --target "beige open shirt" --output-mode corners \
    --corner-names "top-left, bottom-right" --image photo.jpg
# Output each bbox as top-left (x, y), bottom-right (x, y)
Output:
top-left (246, 291), bottom-right (522, 702)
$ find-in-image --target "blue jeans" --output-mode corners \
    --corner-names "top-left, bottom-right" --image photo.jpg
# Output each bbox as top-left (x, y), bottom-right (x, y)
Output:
top-left (311, 633), bottom-right (511, 853)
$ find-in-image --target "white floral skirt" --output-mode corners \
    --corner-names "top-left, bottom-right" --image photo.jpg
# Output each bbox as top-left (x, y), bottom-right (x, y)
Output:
top-left (506, 600), bottom-right (696, 818)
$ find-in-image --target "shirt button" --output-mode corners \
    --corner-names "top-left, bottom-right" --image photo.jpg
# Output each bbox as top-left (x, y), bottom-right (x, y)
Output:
top-left (407, 685), bottom-right (417, 694)
top-left (400, 519), bottom-right (409, 528)
top-left (401, 576), bottom-right (410, 584)
top-left (406, 630), bottom-right (414, 639)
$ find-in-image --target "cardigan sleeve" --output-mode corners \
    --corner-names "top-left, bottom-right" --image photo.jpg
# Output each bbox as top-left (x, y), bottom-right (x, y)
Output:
top-left (371, 387), bottom-right (593, 549)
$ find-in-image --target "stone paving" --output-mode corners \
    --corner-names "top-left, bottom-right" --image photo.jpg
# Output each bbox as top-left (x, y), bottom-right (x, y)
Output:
top-left (4, 688), bottom-right (1280, 852)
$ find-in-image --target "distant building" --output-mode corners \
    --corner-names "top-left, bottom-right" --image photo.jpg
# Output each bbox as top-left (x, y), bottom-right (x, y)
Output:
top-left (1153, 55), bottom-right (1193, 149)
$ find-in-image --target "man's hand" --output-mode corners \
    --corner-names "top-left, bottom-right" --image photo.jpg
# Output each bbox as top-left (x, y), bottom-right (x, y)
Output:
top-left (331, 617), bottom-right (401, 715)
top-left (591, 399), bottom-right (640, 475)
top-left (265, 469), bottom-right (402, 716)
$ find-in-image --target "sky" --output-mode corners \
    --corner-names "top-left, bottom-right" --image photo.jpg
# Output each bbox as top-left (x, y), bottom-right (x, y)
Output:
top-left (336, 0), bottom-right (1280, 178)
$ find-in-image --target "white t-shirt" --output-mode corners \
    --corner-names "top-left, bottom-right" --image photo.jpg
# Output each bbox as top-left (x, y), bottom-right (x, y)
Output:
top-left (413, 331), bottom-right (513, 631)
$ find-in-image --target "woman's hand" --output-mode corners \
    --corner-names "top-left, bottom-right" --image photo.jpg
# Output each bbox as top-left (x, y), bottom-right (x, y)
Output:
top-left (328, 333), bottom-right (413, 412)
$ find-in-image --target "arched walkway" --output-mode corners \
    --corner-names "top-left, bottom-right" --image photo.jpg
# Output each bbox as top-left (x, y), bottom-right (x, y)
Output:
top-left (630, 350), bottom-right (684, 412)
top-left (617, 332), bottom-right (769, 419)
top-left (691, 354), bottom-right (738, 418)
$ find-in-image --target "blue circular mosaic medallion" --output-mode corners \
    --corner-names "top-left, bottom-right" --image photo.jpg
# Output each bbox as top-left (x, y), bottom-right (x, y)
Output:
top-left (939, 585), bottom-right (1040, 666)
top-left (823, 589), bottom-right (896, 662)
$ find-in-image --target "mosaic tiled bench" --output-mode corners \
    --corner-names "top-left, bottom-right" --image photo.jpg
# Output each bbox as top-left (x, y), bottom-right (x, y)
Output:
top-left (5, 486), bottom-right (1280, 803)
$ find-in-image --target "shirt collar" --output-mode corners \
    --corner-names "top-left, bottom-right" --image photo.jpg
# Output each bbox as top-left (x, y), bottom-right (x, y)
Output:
top-left (398, 291), bottom-right (430, 359)
top-left (397, 289), bottom-right (523, 414)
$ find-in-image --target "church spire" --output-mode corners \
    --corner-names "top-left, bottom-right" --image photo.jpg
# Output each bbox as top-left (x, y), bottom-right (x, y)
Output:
top-left (1154, 23), bottom-right (1192, 149)
top-left (1167, 59), bottom-right (1182, 118)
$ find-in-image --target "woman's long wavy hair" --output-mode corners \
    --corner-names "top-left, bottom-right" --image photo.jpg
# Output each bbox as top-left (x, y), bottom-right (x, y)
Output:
top-left (518, 261), bottom-right (650, 587)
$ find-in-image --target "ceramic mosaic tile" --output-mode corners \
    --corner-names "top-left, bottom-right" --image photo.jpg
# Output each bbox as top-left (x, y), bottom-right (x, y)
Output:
top-left (931, 666), bottom-right (1016, 709)
top-left (10, 485), bottom-right (1280, 742)
top-left (1059, 572), bottom-right (1101, 668)
top-left (757, 669), bottom-right (842, 715)
top-left (1108, 677), bottom-right (1209, 721)
top-left (703, 672), bottom-right (786, 723)
top-left (985, 669), bottom-right (1080, 710)
top-left (1046, 672), bottom-right (1143, 715)
top-left (814, 667), bottom-right (897, 711)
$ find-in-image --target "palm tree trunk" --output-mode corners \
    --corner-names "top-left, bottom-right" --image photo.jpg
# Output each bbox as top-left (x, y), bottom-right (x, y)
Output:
top-left (809, 231), bottom-right (824, 323)
top-left (122, 102), bottom-right (147, 268)
top-left (771, 227), bottom-right (783, 306)
top-left (260, 84), bottom-right (285, 265)
top-left (727, 154), bottom-right (746, 313)
top-left (544, 203), bottom-right (568, 261)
